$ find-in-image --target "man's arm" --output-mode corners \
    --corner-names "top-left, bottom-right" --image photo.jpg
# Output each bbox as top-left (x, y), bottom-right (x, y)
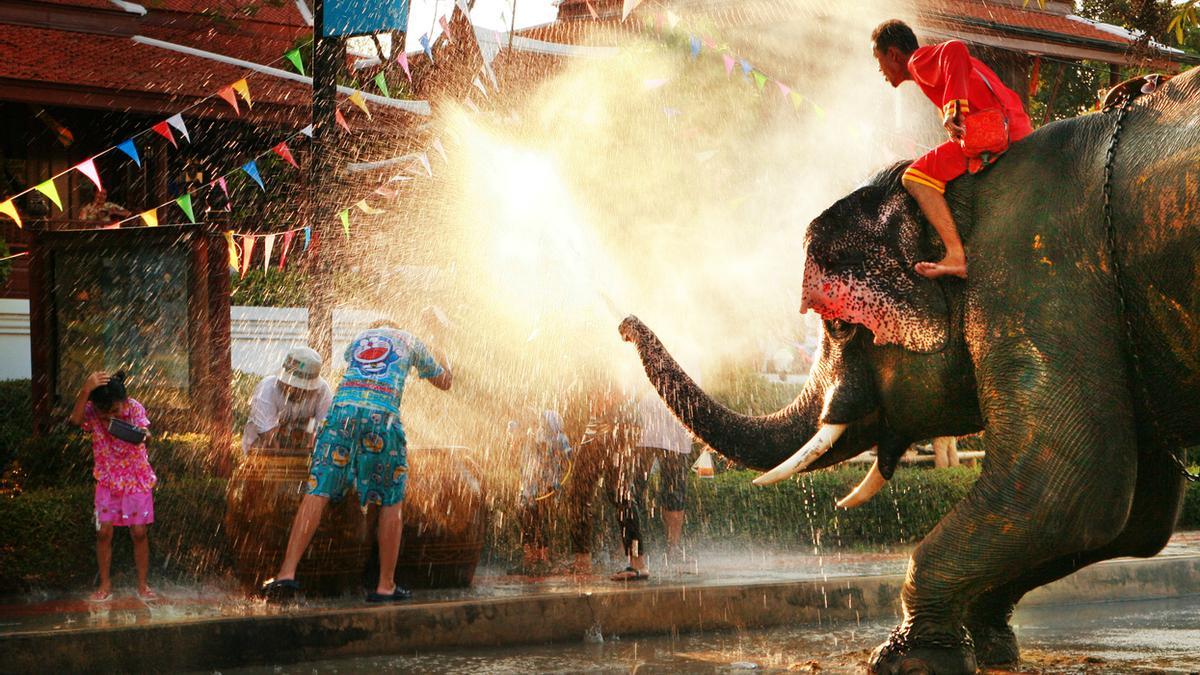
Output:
top-left (241, 380), bottom-right (281, 454)
top-left (937, 41), bottom-right (972, 139)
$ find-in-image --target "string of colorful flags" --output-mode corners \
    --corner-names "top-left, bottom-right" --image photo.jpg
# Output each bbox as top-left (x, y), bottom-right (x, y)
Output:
top-left (0, 42), bottom-right (421, 230)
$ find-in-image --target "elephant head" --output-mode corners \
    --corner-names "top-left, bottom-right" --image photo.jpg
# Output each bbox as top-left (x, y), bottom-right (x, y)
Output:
top-left (620, 163), bottom-right (983, 500)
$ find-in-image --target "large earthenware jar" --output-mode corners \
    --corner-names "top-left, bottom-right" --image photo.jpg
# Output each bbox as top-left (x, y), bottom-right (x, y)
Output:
top-left (225, 445), bottom-right (374, 595)
top-left (394, 446), bottom-right (486, 589)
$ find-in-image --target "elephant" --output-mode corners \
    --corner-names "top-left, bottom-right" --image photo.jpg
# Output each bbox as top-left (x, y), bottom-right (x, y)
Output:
top-left (618, 68), bottom-right (1200, 673)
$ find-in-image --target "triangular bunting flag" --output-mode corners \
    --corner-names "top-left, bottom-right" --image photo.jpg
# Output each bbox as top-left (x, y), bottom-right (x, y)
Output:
top-left (776, 81), bottom-right (792, 97)
top-left (418, 152), bottom-right (432, 177)
top-left (175, 193), bottom-right (195, 222)
top-left (117, 139), bottom-right (141, 167)
top-left (419, 34), bottom-right (433, 62)
top-left (587, 1), bottom-right (598, 19)
top-left (74, 159), bottom-right (103, 191)
top-left (0, 199), bottom-right (21, 228)
top-left (740, 59), bottom-right (752, 76)
top-left (665, 10), bottom-right (680, 29)
top-left (354, 199), bottom-right (384, 214)
top-left (348, 91), bottom-right (371, 118)
top-left (752, 71), bottom-right (767, 91)
top-left (303, 227), bottom-right (311, 250)
top-left (338, 209), bottom-right (350, 238)
top-left (373, 72), bottom-right (390, 98)
top-left (811, 101), bottom-right (826, 118)
top-left (335, 109), bottom-right (351, 132)
top-left (284, 48), bottom-right (305, 76)
top-left (241, 235), bottom-right (255, 276)
top-left (34, 179), bottom-right (61, 210)
top-left (465, 98), bottom-right (480, 114)
top-left (722, 54), bottom-right (735, 76)
top-left (225, 231), bottom-right (240, 275)
top-left (278, 230), bottom-right (295, 270)
top-left (242, 160), bottom-right (264, 190)
top-left (300, 124), bottom-right (314, 137)
top-left (789, 90), bottom-right (804, 110)
top-left (273, 142), bottom-right (299, 169)
top-left (218, 86), bottom-right (240, 115)
top-left (689, 36), bottom-right (700, 58)
top-left (374, 185), bottom-right (398, 198)
top-left (432, 137), bottom-right (447, 161)
top-left (262, 233), bottom-right (275, 273)
top-left (397, 51), bottom-right (411, 82)
top-left (472, 76), bottom-right (488, 98)
top-left (166, 114), bottom-right (190, 143)
top-left (139, 209), bottom-right (158, 227)
top-left (439, 15), bottom-right (454, 42)
top-left (231, 79), bottom-right (252, 108)
top-left (216, 176), bottom-right (230, 198)
top-left (621, 0), bottom-right (642, 21)
top-left (151, 120), bottom-right (178, 148)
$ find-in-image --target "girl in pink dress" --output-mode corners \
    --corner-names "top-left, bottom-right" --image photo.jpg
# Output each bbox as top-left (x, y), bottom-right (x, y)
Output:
top-left (69, 371), bottom-right (158, 602)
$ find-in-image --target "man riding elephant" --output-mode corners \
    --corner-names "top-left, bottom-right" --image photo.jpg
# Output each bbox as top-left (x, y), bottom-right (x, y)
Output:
top-left (619, 63), bottom-right (1200, 673)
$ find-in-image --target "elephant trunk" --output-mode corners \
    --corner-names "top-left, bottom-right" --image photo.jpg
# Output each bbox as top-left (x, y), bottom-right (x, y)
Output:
top-left (619, 316), bottom-right (821, 471)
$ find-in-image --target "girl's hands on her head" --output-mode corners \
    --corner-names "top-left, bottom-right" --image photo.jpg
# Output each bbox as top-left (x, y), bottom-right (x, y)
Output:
top-left (84, 371), bottom-right (110, 392)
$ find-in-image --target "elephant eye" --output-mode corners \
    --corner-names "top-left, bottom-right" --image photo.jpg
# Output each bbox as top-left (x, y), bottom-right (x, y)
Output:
top-left (825, 319), bottom-right (856, 339)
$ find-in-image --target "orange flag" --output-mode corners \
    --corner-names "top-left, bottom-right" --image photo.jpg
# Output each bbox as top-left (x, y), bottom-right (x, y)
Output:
top-left (335, 109), bottom-right (351, 132)
top-left (218, 86), bottom-right (240, 115)
top-left (241, 235), bottom-right (256, 276)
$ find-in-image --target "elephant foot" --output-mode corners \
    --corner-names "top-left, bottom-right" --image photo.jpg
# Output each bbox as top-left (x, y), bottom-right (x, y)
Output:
top-left (966, 619), bottom-right (1019, 669)
top-left (868, 627), bottom-right (977, 675)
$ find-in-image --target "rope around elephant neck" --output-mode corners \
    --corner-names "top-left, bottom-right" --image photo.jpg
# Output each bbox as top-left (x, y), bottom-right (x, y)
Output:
top-left (1102, 94), bottom-right (1200, 483)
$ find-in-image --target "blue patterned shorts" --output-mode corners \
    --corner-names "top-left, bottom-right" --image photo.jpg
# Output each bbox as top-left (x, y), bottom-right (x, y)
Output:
top-left (305, 404), bottom-right (408, 508)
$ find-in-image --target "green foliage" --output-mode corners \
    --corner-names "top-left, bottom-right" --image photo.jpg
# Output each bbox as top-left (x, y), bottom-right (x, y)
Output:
top-left (1026, 59), bottom-right (1109, 125)
top-left (0, 380), bottom-right (30, 472)
top-left (230, 267), bottom-right (310, 307)
top-left (0, 479), bottom-right (228, 593)
top-left (6, 431), bottom-right (211, 492)
top-left (1078, 0), bottom-right (1200, 49)
top-left (0, 236), bottom-right (10, 289)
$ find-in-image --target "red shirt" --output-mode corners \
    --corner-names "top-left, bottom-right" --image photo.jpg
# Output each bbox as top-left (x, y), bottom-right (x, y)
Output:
top-left (907, 40), bottom-right (1033, 141)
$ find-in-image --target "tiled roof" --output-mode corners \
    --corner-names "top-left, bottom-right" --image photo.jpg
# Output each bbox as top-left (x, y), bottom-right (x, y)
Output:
top-left (920, 0), bottom-right (1128, 46)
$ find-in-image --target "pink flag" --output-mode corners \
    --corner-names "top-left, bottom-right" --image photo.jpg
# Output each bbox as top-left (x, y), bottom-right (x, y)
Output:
top-left (273, 142), bottom-right (299, 168)
top-left (439, 15), bottom-right (454, 42)
top-left (216, 176), bottom-right (229, 197)
top-left (776, 81), bottom-right (791, 97)
top-left (397, 51), bottom-right (412, 82)
top-left (74, 158), bottom-right (102, 191)
top-left (151, 120), bottom-right (177, 148)
top-left (278, 230), bottom-right (295, 270)
top-left (218, 86), bottom-right (240, 115)
top-left (722, 54), bottom-right (735, 76)
top-left (241, 235), bottom-right (256, 276)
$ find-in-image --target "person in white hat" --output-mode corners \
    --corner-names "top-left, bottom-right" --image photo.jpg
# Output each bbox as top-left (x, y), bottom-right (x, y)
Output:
top-left (240, 347), bottom-right (334, 455)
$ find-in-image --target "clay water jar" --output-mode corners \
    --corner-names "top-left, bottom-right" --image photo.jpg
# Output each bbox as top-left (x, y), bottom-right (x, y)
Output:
top-left (225, 444), bottom-right (374, 595)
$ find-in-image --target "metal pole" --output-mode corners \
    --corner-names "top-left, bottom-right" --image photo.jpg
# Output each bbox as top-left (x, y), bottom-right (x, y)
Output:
top-left (309, 0), bottom-right (340, 363)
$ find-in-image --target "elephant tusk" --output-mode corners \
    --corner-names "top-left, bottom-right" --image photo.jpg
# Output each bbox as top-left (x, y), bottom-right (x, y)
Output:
top-left (752, 423), bottom-right (847, 486)
top-left (835, 455), bottom-right (886, 509)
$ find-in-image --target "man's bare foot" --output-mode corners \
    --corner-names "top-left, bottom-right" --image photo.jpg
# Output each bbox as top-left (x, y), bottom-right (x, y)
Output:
top-left (137, 586), bottom-right (159, 601)
top-left (89, 587), bottom-right (113, 602)
top-left (914, 258), bottom-right (967, 279)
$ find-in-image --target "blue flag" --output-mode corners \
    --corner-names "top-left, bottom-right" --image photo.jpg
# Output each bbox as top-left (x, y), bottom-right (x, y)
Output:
top-left (689, 36), bottom-right (700, 58)
top-left (323, 0), bottom-right (410, 37)
top-left (303, 227), bottom-right (311, 250)
top-left (242, 160), bottom-right (264, 190)
top-left (419, 34), bottom-right (433, 62)
top-left (117, 139), bottom-right (141, 167)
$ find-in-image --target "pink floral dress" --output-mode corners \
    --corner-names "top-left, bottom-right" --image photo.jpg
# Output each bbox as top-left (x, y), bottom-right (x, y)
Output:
top-left (83, 399), bottom-right (157, 525)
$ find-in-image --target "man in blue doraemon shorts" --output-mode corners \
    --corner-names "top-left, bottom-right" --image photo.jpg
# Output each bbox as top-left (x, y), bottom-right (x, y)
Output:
top-left (262, 313), bottom-right (453, 603)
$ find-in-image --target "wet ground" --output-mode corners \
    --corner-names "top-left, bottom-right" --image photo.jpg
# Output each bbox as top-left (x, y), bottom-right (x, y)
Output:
top-left (220, 596), bottom-right (1200, 674)
top-left (5, 532), bottom-right (1200, 635)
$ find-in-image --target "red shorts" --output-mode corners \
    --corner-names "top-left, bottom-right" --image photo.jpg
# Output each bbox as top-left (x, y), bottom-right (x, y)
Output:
top-left (95, 485), bottom-right (155, 527)
top-left (904, 139), bottom-right (967, 194)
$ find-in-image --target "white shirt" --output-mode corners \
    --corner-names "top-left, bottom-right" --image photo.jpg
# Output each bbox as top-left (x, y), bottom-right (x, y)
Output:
top-left (637, 392), bottom-right (692, 454)
top-left (240, 375), bottom-right (334, 454)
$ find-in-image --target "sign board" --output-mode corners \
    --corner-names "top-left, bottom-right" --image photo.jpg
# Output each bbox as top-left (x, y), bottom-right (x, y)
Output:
top-left (323, 0), bottom-right (410, 37)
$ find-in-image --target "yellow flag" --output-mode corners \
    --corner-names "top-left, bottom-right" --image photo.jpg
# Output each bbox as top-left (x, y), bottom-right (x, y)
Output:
top-left (34, 179), bottom-right (62, 210)
top-left (139, 209), bottom-right (158, 227)
top-left (348, 91), bottom-right (371, 119)
top-left (354, 199), bottom-right (384, 214)
top-left (231, 79), bottom-right (253, 108)
top-left (225, 231), bottom-right (240, 274)
top-left (0, 199), bottom-right (20, 228)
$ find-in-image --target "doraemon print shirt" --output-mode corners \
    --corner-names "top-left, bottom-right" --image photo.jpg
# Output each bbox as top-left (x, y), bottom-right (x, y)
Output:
top-left (332, 328), bottom-right (444, 415)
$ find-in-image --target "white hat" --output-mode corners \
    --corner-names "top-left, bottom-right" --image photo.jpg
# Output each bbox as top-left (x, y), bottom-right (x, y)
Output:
top-left (278, 346), bottom-right (323, 391)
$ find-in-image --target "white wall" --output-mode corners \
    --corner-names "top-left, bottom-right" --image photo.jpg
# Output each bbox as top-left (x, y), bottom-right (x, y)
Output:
top-left (0, 304), bottom-right (389, 381)
top-left (0, 299), bottom-right (31, 380)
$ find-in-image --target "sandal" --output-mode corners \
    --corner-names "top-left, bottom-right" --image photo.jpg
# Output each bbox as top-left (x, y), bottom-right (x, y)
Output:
top-left (366, 587), bottom-right (412, 603)
top-left (610, 566), bottom-right (650, 582)
top-left (137, 588), bottom-right (160, 602)
top-left (259, 578), bottom-right (301, 598)
top-left (88, 590), bottom-right (113, 603)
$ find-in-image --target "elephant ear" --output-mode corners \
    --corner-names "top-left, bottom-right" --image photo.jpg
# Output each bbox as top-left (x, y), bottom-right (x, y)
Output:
top-left (801, 181), bottom-right (950, 354)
